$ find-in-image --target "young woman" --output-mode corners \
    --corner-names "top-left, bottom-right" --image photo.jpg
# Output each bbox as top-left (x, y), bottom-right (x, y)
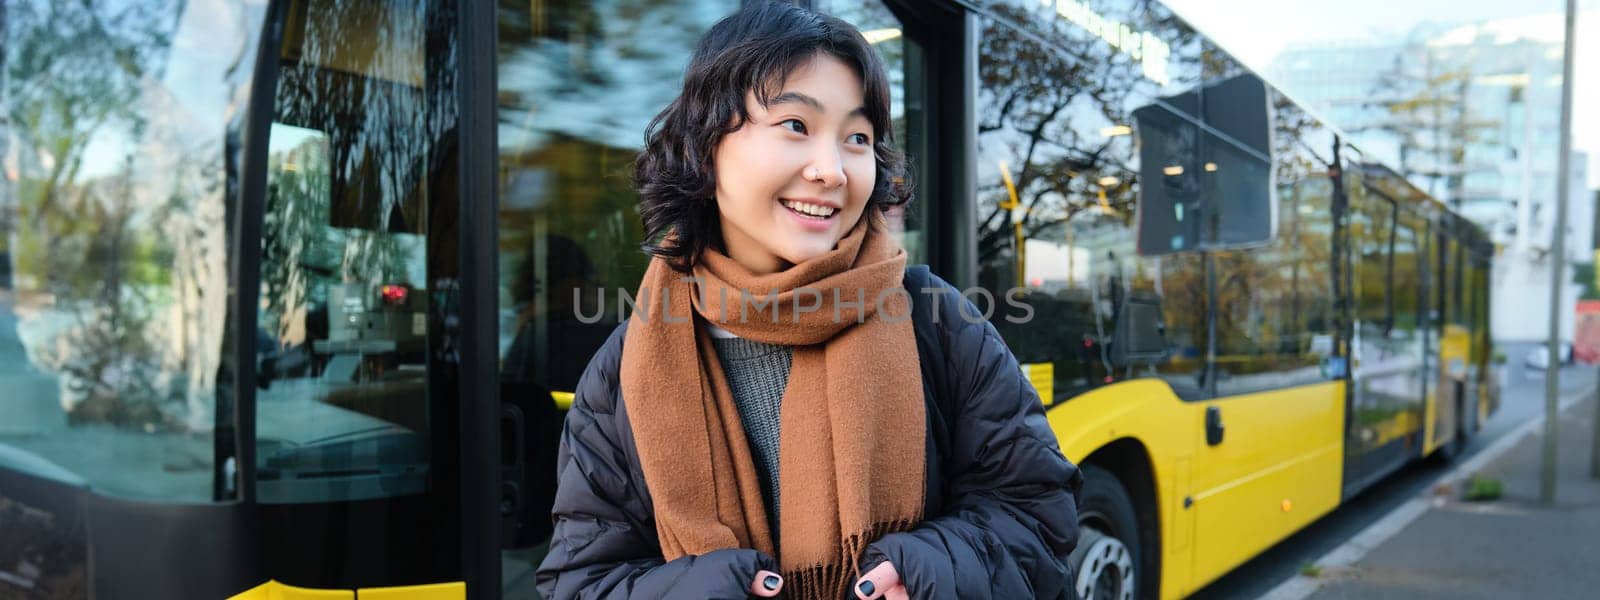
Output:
top-left (534, 2), bottom-right (1082, 598)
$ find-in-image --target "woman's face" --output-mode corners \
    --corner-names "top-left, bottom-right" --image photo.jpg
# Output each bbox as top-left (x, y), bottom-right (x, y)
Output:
top-left (712, 53), bottom-right (876, 274)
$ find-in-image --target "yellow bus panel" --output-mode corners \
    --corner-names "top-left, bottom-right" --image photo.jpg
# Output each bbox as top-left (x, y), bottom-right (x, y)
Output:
top-left (1046, 379), bottom-right (1194, 599)
top-left (1425, 324), bottom-right (1472, 454)
top-left (1045, 379), bottom-right (1345, 599)
top-left (1188, 382), bottom-right (1344, 589)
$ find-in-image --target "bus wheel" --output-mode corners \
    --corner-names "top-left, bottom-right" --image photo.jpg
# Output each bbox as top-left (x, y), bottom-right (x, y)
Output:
top-left (1072, 464), bottom-right (1140, 600)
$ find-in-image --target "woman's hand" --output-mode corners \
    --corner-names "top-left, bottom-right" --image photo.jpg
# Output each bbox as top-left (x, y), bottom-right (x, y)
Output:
top-left (855, 561), bottom-right (909, 600)
top-left (750, 569), bottom-right (783, 598)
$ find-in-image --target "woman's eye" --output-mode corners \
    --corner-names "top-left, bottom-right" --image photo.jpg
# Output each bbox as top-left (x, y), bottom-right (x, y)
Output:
top-left (779, 119), bottom-right (807, 134)
top-left (847, 133), bottom-right (871, 145)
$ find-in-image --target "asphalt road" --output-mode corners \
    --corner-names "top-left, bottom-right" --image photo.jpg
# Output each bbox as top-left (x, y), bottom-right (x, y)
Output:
top-left (1189, 341), bottom-right (1598, 599)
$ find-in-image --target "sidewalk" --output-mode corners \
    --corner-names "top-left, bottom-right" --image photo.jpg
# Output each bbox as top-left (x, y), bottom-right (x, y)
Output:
top-left (1303, 392), bottom-right (1600, 599)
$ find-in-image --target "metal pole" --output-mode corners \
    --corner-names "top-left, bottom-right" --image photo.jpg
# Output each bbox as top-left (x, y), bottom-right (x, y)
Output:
top-left (1592, 380), bottom-right (1600, 479)
top-left (1543, 0), bottom-right (1578, 503)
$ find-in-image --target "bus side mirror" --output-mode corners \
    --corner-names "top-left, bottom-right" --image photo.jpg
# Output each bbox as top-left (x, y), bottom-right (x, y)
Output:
top-left (1134, 73), bottom-right (1274, 257)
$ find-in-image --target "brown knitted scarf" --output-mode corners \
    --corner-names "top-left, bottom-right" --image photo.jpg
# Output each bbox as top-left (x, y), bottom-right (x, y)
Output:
top-left (620, 214), bottom-right (926, 599)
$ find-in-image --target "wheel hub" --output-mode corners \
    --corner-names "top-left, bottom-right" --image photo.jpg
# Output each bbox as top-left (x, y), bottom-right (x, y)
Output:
top-left (1075, 527), bottom-right (1136, 600)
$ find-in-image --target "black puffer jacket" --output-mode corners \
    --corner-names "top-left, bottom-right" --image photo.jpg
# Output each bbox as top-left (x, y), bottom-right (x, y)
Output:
top-left (535, 267), bottom-right (1083, 599)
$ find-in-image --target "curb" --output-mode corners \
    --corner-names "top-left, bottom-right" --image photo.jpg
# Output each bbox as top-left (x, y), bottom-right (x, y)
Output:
top-left (1259, 384), bottom-right (1596, 600)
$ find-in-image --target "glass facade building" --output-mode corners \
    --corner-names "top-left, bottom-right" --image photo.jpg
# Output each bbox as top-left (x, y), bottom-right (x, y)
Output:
top-left (1270, 16), bottom-right (1592, 341)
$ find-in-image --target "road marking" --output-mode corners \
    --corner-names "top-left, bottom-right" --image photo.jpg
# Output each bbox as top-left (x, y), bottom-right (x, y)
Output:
top-left (1260, 384), bottom-right (1595, 600)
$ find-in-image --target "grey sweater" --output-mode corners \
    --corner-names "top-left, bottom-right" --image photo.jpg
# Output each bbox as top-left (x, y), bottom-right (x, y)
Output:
top-left (709, 333), bottom-right (792, 529)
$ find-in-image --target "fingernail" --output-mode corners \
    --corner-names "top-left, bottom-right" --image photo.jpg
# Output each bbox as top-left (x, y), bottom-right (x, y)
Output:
top-left (858, 580), bottom-right (876, 597)
top-left (763, 574), bottom-right (782, 591)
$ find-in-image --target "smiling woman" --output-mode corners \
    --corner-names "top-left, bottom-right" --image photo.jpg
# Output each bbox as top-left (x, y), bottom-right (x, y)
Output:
top-left (533, 3), bottom-right (1082, 600)
top-left (711, 57), bottom-right (877, 274)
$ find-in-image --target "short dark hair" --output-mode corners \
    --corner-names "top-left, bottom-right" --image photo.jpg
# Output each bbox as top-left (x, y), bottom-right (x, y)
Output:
top-left (634, 0), bottom-right (910, 272)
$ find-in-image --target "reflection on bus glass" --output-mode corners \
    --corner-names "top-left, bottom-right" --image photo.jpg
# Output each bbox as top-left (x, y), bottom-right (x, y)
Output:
top-left (0, 0), bottom-right (266, 503)
top-left (254, 0), bottom-right (449, 505)
top-left (975, 0), bottom-right (1214, 401)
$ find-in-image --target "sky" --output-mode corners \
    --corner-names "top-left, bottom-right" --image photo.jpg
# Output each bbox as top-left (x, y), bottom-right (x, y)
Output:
top-left (1164, 0), bottom-right (1600, 190)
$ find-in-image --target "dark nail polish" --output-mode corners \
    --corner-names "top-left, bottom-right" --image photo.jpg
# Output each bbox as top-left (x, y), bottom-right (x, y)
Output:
top-left (764, 575), bottom-right (781, 591)
top-left (858, 580), bottom-right (876, 596)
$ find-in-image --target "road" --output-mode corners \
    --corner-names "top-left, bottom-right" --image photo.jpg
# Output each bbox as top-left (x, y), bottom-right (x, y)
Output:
top-left (1190, 341), bottom-right (1598, 599)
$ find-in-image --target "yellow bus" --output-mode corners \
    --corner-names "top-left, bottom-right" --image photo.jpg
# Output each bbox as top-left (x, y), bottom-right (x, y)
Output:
top-left (0, 0), bottom-right (1493, 598)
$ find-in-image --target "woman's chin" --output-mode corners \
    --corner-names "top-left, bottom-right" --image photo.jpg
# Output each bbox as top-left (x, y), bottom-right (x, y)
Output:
top-left (777, 244), bottom-right (836, 267)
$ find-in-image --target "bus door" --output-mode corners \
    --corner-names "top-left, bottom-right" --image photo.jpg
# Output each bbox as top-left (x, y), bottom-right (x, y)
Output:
top-left (1427, 219), bottom-right (1464, 454)
top-left (1344, 179), bottom-right (1422, 496)
top-left (1415, 217), bottom-right (1440, 454)
top-left (1389, 214), bottom-right (1430, 455)
top-left (244, 0), bottom-right (498, 594)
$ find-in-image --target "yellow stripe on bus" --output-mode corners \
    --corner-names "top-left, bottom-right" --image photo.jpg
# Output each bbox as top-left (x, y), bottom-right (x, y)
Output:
top-left (228, 580), bottom-right (350, 600)
top-left (228, 580), bottom-right (465, 600)
top-left (1020, 362), bottom-right (1055, 406)
top-left (552, 391), bottom-right (575, 410)
top-left (360, 582), bottom-right (466, 599)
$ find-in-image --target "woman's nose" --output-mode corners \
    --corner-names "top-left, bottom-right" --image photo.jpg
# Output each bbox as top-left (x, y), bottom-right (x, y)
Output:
top-left (806, 145), bottom-right (847, 189)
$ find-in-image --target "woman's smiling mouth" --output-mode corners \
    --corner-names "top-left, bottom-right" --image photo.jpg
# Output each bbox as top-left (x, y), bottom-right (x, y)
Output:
top-left (778, 198), bottom-right (841, 233)
top-left (780, 198), bottom-right (838, 219)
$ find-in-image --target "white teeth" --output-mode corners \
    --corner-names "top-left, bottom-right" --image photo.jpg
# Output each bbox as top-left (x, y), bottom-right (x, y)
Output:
top-left (781, 199), bottom-right (836, 218)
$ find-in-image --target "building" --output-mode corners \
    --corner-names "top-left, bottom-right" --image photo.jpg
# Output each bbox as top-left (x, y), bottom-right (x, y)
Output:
top-left (1270, 15), bottom-right (1589, 342)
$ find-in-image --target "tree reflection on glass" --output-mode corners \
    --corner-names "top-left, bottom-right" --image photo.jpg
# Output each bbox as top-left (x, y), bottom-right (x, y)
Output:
top-left (4, 0), bottom-right (249, 435)
top-left (975, 0), bottom-right (1205, 396)
top-left (494, 0), bottom-right (736, 394)
top-left (2, 0), bottom-right (263, 501)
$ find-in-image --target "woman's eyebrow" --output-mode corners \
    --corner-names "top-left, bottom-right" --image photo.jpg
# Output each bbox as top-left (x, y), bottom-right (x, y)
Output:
top-left (771, 91), bottom-right (868, 120)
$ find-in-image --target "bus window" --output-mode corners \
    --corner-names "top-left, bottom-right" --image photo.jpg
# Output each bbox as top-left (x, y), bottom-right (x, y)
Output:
top-left (1391, 218), bottom-right (1423, 353)
top-left (1450, 226), bottom-right (1467, 327)
top-left (492, 0), bottom-right (740, 588)
top-left (816, 0), bottom-right (928, 264)
top-left (1472, 253), bottom-right (1491, 369)
top-left (495, 0), bottom-right (737, 398)
top-left (974, 1), bottom-right (1209, 401)
top-left (1152, 252), bottom-right (1209, 396)
top-left (1210, 99), bottom-right (1335, 397)
top-left (1435, 226), bottom-right (1453, 328)
top-left (1348, 177), bottom-right (1416, 475)
top-left (254, 0), bottom-right (449, 504)
top-left (0, 0), bottom-right (266, 502)
top-left (1354, 189), bottom-right (1395, 334)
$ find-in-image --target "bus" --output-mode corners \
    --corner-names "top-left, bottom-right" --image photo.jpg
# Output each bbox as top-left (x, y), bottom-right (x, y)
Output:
top-left (0, 0), bottom-right (1494, 598)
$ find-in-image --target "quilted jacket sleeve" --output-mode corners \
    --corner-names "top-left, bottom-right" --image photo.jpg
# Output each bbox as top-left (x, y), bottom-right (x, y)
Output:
top-left (862, 276), bottom-right (1084, 599)
top-left (534, 323), bottom-right (776, 600)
